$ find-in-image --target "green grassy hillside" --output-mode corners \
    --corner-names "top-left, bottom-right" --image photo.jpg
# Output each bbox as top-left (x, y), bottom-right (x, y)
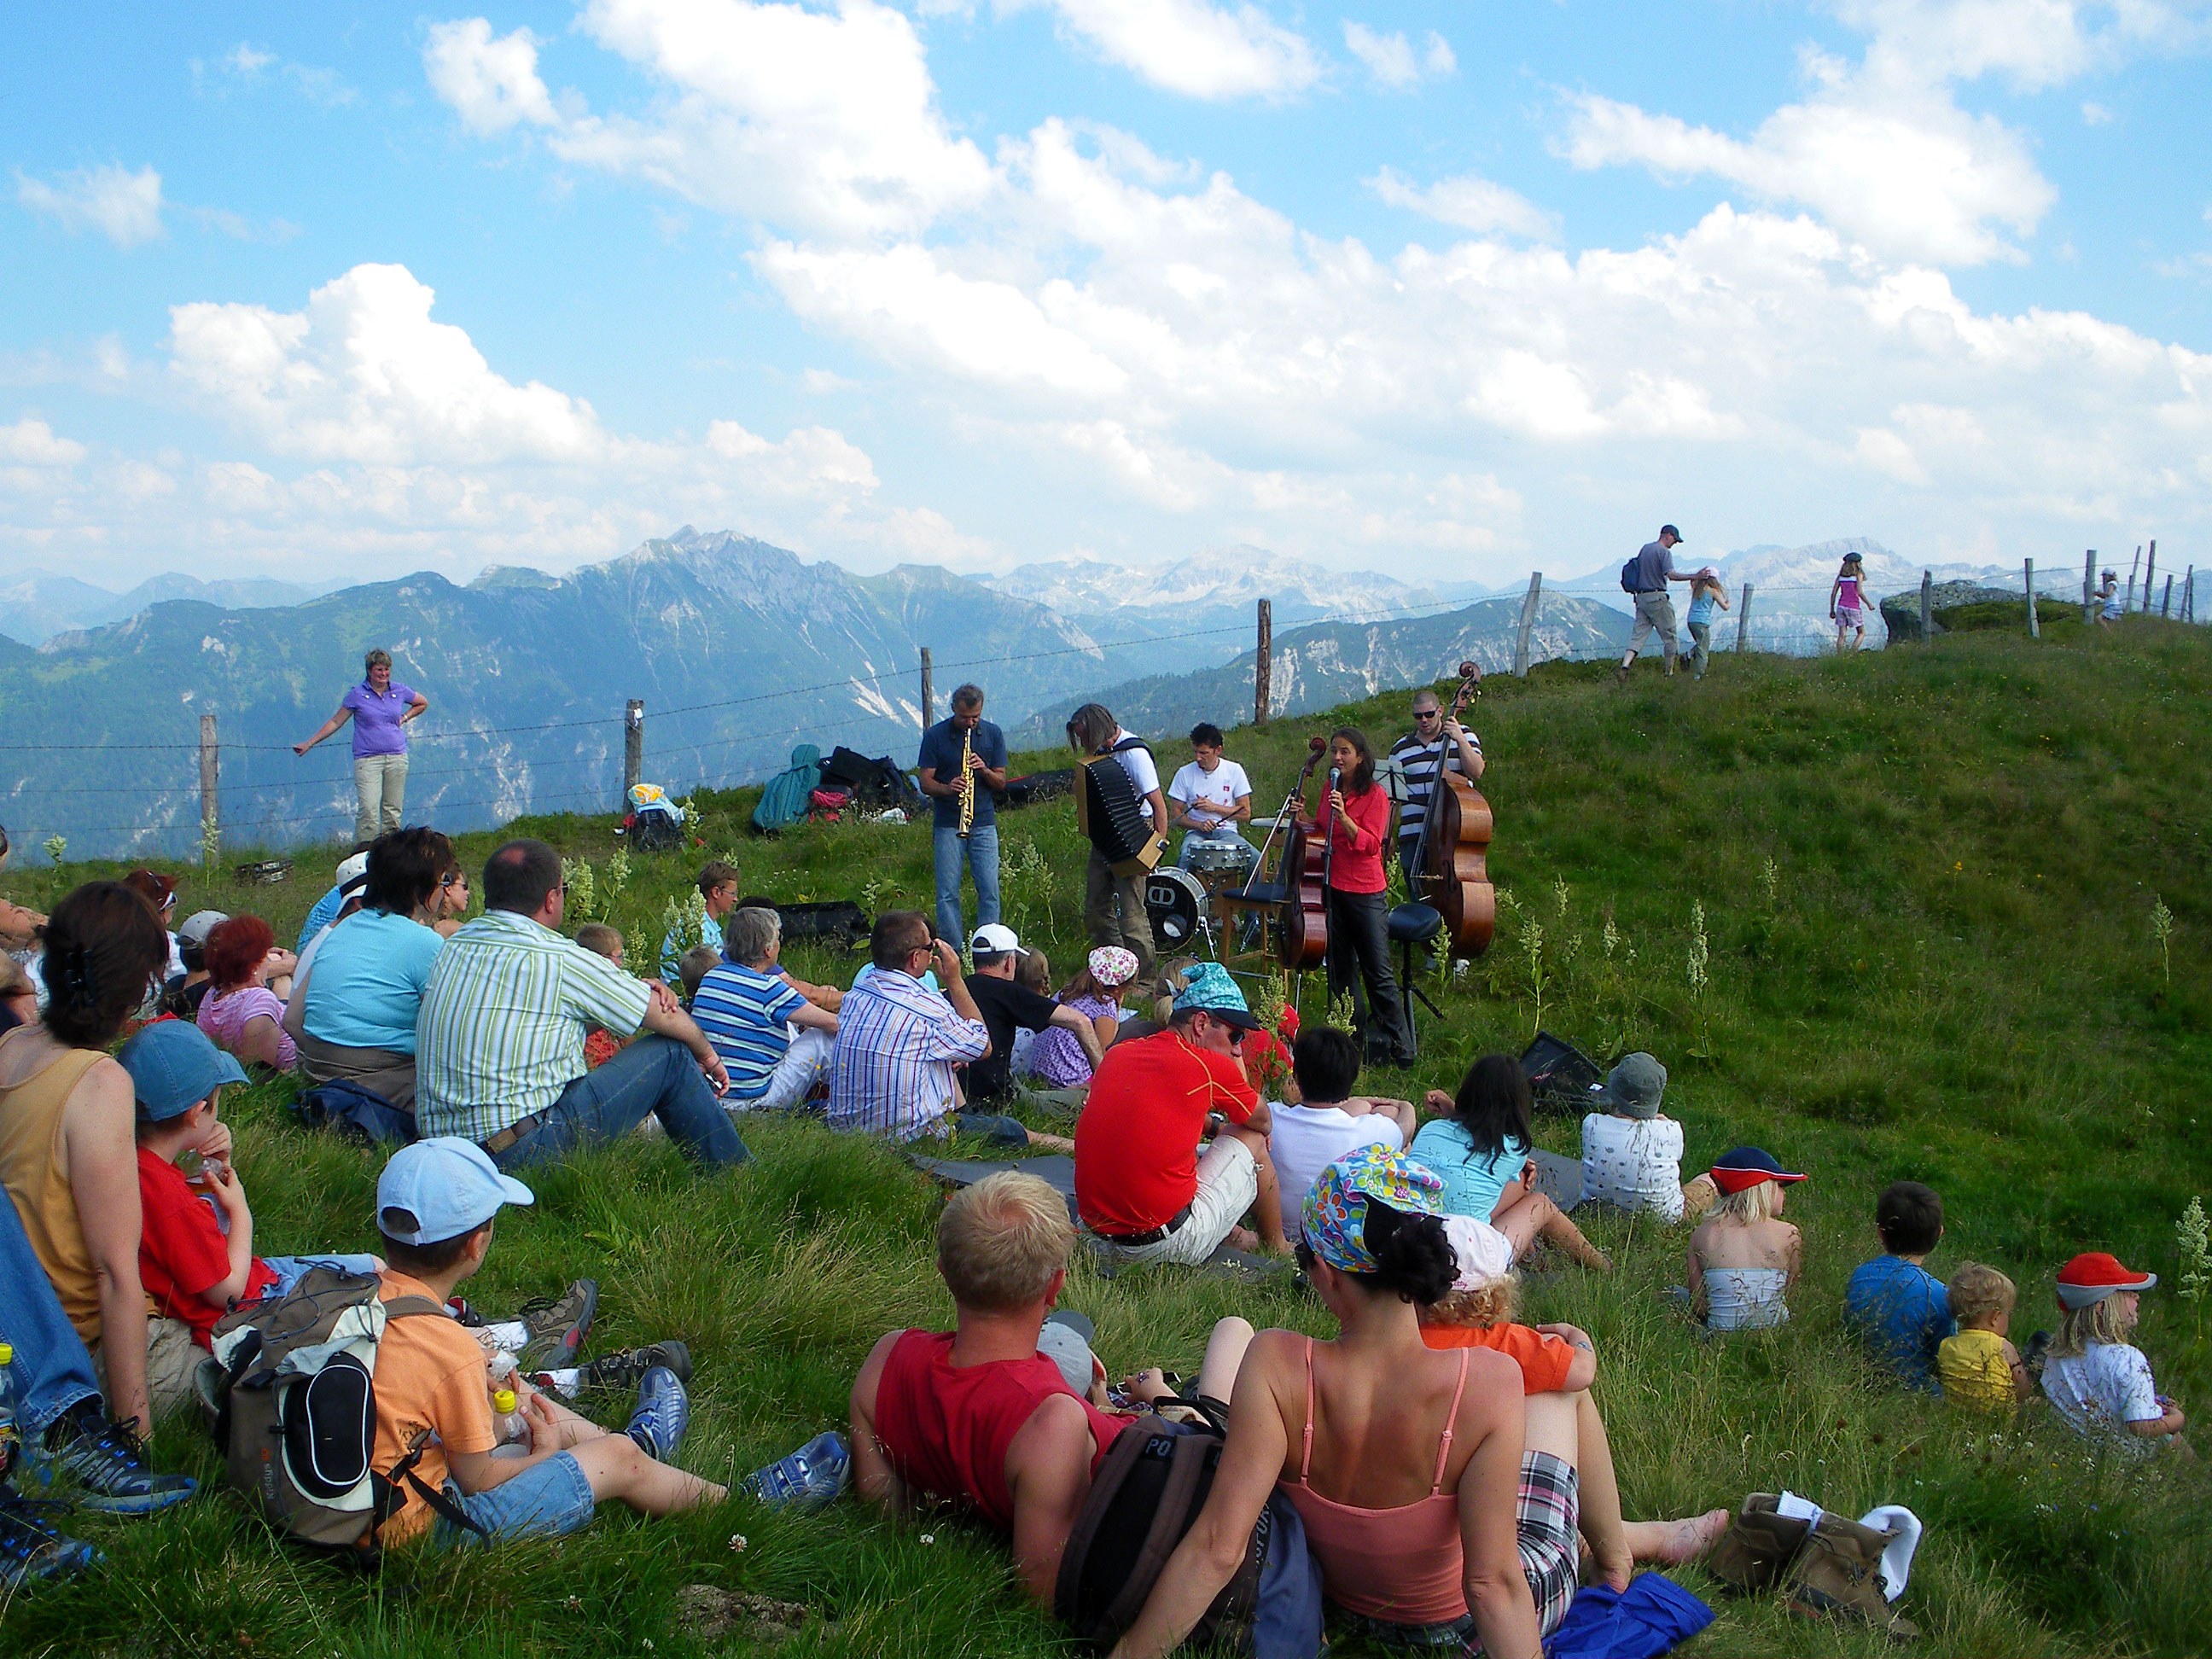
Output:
top-left (4, 618), bottom-right (2209, 1657)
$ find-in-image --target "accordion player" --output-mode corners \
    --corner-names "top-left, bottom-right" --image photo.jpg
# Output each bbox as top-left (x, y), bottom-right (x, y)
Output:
top-left (1077, 747), bottom-right (1168, 877)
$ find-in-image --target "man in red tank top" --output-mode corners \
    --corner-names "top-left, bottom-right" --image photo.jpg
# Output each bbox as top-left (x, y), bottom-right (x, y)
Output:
top-left (850, 1171), bottom-right (1133, 1602)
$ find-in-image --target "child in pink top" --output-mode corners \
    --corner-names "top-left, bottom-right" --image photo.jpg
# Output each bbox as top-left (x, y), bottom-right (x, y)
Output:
top-left (1831, 552), bottom-right (1871, 652)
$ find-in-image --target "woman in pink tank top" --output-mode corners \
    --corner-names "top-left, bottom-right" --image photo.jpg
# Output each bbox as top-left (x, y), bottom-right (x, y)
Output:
top-left (1109, 1147), bottom-right (1583, 1659)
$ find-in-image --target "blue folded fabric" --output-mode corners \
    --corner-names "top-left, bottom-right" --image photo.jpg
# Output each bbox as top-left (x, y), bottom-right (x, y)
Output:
top-left (1545, 1572), bottom-right (1715, 1659)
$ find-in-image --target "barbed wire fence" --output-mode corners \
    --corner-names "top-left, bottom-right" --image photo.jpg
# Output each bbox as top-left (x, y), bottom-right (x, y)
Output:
top-left (5, 553), bottom-right (2193, 864)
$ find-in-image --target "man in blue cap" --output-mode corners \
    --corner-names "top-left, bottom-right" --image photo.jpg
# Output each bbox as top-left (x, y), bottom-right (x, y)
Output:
top-left (364, 1138), bottom-right (725, 1547)
top-left (1073, 963), bottom-right (1289, 1264)
top-left (1617, 524), bottom-right (1696, 682)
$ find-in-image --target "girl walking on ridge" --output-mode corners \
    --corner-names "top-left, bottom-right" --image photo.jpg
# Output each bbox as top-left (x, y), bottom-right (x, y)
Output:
top-left (1685, 568), bottom-right (1730, 679)
top-left (1830, 553), bottom-right (1871, 652)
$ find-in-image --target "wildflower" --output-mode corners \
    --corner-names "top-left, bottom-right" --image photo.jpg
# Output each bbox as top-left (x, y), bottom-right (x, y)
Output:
top-left (730, 1534), bottom-right (748, 1553)
top-left (920, 1534), bottom-right (936, 1545)
top-left (2176, 1196), bottom-right (2209, 1306)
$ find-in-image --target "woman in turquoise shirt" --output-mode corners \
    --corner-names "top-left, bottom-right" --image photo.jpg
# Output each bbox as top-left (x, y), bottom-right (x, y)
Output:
top-left (1411, 1054), bottom-right (1612, 1270)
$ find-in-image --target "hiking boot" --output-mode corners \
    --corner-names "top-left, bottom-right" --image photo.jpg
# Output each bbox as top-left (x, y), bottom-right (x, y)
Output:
top-left (0, 1485), bottom-right (102, 1586)
top-left (515, 1279), bottom-right (599, 1372)
top-left (21, 1405), bottom-right (196, 1516)
top-left (1614, 664), bottom-right (1632, 685)
top-left (743, 1430), bottom-right (851, 1511)
top-left (625, 1367), bottom-right (690, 1462)
top-left (572, 1340), bottom-right (693, 1394)
top-left (1708, 1493), bottom-right (1811, 1594)
top-left (1787, 1513), bottom-right (1918, 1639)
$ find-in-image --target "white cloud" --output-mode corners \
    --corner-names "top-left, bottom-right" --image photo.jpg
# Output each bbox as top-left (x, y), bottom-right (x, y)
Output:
top-left (1007, 0), bottom-right (1321, 98)
top-left (197, 41), bottom-right (358, 105)
top-left (423, 19), bottom-right (558, 133)
top-left (0, 419), bottom-right (88, 468)
top-left (224, 44), bottom-right (276, 78)
top-left (1369, 167), bottom-right (1555, 240)
top-left (2081, 99), bottom-right (2114, 122)
top-left (16, 163), bottom-right (165, 247)
top-left (1342, 21), bottom-right (1453, 90)
top-left (425, 3), bottom-right (992, 240)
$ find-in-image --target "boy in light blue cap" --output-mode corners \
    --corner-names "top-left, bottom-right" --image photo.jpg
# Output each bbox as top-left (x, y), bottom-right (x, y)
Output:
top-left (120, 1020), bottom-right (384, 1419)
top-left (365, 1138), bottom-right (726, 1546)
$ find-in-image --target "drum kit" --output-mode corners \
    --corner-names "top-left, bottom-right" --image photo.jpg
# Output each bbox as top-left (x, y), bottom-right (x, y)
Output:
top-left (1144, 839), bottom-right (1257, 956)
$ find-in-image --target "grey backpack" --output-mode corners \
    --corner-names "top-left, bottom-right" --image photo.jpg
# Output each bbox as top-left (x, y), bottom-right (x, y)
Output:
top-left (209, 1265), bottom-right (486, 1555)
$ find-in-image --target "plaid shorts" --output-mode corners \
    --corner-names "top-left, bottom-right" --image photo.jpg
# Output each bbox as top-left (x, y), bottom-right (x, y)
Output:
top-left (1337, 1452), bottom-right (1581, 1654)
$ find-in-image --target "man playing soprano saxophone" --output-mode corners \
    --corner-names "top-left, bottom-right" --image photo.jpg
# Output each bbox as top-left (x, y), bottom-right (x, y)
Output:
top-left (918, 684), bottom-right (1009, 954)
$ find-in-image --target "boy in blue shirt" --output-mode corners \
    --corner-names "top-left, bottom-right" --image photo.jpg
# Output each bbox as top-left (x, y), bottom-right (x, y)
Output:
top-left (1844, 1180), bottom-right (1953, 1391)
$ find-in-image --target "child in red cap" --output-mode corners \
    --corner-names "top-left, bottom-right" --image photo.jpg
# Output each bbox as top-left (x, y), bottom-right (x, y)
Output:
top-left (2041, 1252), bottom-right (2192, 1458)
top-left (1681, 1147), bottom-right (1806, 1331)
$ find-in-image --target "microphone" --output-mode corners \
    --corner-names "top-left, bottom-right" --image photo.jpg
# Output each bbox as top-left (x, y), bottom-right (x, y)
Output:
top-left (1328, 766), bottom-right (1341, 792)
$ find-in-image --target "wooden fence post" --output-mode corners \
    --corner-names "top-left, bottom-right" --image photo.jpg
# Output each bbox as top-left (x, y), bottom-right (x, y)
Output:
top-left (2186, 567), bottom-right (2196, 624)
top-left (624, 700), bottom-right (643, 801)
top-left (1735, 583), bottom-right (1753, 652)
top-left (1511, 573), bottom-right (1542, 678)
top-left (1254, 599), bottom-right (1272, 725)
top-left (2024, 559), bottom-right (2038, 639)
top-left (199, 713), bottom-right (218, 864)
top-left (2144, 540), bottom-right (2157, 617)
top-left (1919, 571), bottom-right (1933, 648)
top-left (2084, 550), bottom-right (2097, 627)
top-left (2127, 545), bottom-right (2141, 612)
top-left (918, 648), bottom-right (934, 728)
top-left (2162, 575), bottom-right (2174, 619)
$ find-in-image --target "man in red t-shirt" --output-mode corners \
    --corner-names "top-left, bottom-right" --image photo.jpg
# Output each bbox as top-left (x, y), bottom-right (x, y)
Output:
top-left (1074, 963), bottom-right (1287, 1265)
top-left (850, 1171), bottom-right (1135, 1603)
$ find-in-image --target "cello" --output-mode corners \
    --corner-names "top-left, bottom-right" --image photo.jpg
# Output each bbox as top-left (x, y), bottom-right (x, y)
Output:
top-left (1413, 661), bottom-right (1497, 958)
top-left (1276, 735), bottom-right (1330, 970)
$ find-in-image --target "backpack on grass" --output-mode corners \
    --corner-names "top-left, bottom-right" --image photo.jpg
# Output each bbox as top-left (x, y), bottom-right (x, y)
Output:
top-left (1055, 1407), bottom-right (1321, 1656)
top-left (208, 1265), bottom-right (486, 1555)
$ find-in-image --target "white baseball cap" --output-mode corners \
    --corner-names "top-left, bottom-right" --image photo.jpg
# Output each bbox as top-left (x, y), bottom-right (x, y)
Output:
top-left (375, 1138), bottom-right (534, 1245)
top-left (969, 923), bottom-right (1027, 958)
top-left (335, 851), bottom-right (371, 894)
top-left (1444, 1214), bottom-right (1514, 1289)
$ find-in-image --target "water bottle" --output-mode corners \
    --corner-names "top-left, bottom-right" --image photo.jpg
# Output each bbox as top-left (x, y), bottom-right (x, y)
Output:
top-left (490, 1386), bottom-right (530, 1458)
top-left (0, 1342), bottom-right (17, 1480)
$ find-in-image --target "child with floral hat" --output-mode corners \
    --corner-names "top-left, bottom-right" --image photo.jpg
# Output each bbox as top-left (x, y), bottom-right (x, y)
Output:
top-left (1027, 946), bottom-right (1138, 1088)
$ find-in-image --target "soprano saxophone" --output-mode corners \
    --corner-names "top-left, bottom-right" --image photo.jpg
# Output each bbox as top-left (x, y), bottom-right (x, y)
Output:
top-left (958, 723), bottom-right (975, 839)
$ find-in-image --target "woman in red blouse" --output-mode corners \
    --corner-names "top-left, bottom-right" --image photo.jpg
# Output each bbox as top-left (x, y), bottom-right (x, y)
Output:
top-left (1295, 727), bottom-right (1412, 1065)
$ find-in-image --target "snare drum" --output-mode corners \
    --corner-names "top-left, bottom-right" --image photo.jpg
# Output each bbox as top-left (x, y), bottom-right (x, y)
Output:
top-left (1183, 838), bottom-right (1254, 875)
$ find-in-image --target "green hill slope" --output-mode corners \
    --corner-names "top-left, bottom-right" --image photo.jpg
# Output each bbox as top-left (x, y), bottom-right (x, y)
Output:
top-left (4, 618), bottom-right (2209, 1656)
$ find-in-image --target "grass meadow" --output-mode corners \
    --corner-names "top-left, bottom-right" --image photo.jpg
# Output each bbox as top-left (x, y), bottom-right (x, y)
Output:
top-left (3, 616), bottom-right (2209, 1656)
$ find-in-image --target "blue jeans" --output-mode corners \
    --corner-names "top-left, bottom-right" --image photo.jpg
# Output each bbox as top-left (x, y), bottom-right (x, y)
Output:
top-left (492, 1037), bottom-right (750, 1170)
top-left (0, 1193), bottom-right (102, 1435)
top-left (933, 822), bottom-right (1000, 948)
top-left (435, 1449), bottom-right (597, 1546)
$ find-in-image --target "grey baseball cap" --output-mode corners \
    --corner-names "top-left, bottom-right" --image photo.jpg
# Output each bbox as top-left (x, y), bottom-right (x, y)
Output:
top-left (1038, 1309), bottom-right (1099, 1396)
top-left (1592, 1052), bottom-right (1668, 1119)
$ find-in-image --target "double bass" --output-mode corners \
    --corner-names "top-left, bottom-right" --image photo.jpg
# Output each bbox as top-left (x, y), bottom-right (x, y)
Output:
top-left (1412, 661), bottom-right (1496, 958)
top-left (1276, 736), bottom-right (1330, 970)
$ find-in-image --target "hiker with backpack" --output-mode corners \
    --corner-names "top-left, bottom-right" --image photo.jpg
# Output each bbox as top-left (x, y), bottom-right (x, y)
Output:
top-left (1615, 524), bottom-right (1697, 682)
top-left (1105, 1147), bottom-right (1556, 1659)
top-left (220, 1138), bottom-right (724, 1551)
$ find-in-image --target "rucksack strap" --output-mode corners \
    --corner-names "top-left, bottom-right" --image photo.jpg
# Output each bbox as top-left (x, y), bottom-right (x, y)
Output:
top-left (386, 1429), bottom-right (490, 1540)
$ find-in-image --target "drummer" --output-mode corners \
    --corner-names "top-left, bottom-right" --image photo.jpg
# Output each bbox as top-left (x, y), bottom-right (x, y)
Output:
top-left (1390, 687), bottom-right (1486, 878)
top-left (1167, 722), bottom-right (1257, 874)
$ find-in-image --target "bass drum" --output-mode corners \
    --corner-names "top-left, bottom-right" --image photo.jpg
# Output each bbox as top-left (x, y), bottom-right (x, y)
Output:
top-left (1144, 866), bottom-right (1212, 952)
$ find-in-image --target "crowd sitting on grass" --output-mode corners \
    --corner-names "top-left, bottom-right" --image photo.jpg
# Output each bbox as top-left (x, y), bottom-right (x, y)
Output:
top-left (0, 818), bottom-right (2195, 1625)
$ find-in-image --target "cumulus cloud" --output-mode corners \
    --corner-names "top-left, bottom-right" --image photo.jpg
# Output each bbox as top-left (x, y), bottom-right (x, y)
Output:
top-left (1009, 0), bottom-right (1322, 99)
top-left (16, 163), bottom-right (165, 247)
top-left (1369, 167), bottom-right (1555, 239)
top-left (425, 3), bottom-right (992, 239)
top-left (1342, 21), bottom-right (1454, 90)
top-left (0, 419), bottom-right (88, 468)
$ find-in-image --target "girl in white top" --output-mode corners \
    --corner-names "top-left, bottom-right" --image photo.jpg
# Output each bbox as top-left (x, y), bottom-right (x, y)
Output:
top-left (2040, 1251), bottom-right (2192, 1457)
top-left (1683, 1149), bottom-right (1804, 1332)
top-left (1578, 1053), bottom-right (1718, 1224)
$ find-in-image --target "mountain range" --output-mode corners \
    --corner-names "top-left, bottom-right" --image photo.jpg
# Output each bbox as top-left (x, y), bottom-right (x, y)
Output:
top-left (7, 527), bottom-right (2180, 859)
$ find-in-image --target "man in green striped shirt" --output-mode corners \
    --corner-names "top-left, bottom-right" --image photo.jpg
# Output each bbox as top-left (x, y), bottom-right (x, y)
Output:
top-left (416, 840), bottom-right (748, 1169)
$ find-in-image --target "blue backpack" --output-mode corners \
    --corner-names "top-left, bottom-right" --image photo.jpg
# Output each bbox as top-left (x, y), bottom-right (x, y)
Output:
top-left (1621, 556), bottom-right (1642, 594)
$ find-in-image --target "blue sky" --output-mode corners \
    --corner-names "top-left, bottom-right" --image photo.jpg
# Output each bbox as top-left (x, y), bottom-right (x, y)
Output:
top-left (3, 0), bottom-right (2208, 591)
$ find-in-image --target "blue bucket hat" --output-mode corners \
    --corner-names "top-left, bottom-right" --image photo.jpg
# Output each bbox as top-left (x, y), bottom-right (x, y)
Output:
top-left (118, 1019), bottom-right (247, 1123)
top-left (1170, 962), bottom-right (1262, 1032)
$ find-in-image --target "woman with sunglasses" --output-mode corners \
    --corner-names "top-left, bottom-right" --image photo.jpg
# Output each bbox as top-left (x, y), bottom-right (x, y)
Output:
top-left (1388, 690), bottom-right (1485, 884)
top-left (430, 865), bottom-right (472, 939)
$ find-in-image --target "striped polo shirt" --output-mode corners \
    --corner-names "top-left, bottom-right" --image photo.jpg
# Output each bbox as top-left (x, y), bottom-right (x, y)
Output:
top-left (692, 961), bottom-right (806, 1100)
top-left (1388, 731), bottom-right (1480, 848)
top-left (415, 909), bottom-right (652, 1143)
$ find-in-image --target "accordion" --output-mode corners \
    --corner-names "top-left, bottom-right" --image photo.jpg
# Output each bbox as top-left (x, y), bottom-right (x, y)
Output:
top-left (1077, 751), bottom-right (1167, 876)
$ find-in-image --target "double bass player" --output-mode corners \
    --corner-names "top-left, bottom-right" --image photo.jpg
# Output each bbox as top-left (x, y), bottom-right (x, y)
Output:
top-left (1389, 684), bottom-right (1486, 882)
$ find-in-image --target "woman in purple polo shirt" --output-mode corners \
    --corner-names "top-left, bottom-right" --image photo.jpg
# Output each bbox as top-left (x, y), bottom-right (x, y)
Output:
top-left (293, 648), bottom-right (428, 841)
